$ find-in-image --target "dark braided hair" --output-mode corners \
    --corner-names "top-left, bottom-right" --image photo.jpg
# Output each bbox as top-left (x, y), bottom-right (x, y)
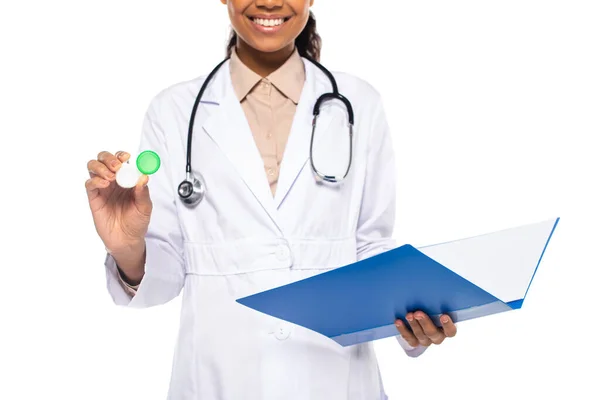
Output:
top-left (226, 11), bottom-right (322, 61)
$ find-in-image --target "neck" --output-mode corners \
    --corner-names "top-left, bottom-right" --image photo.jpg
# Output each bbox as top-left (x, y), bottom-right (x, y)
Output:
top-left (235, 41), bottom-right (296, 77)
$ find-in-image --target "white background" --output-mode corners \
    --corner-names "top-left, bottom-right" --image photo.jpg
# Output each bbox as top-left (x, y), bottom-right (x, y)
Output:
top-left (1, 0), bottom-right (599, 399)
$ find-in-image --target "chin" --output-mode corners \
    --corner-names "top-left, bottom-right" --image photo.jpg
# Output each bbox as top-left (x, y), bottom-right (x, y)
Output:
top-left (248, 38), bottom-right (291, 54)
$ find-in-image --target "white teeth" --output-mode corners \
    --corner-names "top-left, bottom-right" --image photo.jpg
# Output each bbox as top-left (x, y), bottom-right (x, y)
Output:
top-left (253, 18), bottom-right (285, 27)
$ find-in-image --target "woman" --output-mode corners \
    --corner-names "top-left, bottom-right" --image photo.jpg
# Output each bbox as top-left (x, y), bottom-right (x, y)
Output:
top-left (85, 1), bottom-right (457, 398)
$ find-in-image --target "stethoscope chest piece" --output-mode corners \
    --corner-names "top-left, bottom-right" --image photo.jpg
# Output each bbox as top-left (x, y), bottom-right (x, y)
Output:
top-left (178, 172), bottom-right (206, 206)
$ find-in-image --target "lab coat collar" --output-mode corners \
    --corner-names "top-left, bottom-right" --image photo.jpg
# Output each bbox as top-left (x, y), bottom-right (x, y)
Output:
top-left (199, 57), bottom-right (334, 228)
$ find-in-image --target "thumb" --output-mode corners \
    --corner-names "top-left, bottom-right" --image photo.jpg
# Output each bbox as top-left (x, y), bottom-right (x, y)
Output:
top-left (133, 175), bottom-right (152, 215)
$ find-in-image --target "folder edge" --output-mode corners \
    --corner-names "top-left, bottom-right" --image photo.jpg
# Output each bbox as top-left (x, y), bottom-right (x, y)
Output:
top-left (518, 217), bottom-right (560, 306)
top-left (330, 300), bottom-right (514, 347)
top-left (415, 217), bottom-right (560, 309)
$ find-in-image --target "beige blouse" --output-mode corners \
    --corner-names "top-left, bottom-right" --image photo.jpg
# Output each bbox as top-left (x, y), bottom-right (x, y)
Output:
top-left (118, 48), bottom-right (306, 293)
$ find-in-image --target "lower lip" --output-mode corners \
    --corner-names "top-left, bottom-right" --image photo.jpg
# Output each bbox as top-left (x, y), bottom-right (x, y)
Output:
top-left (249, 18), bottom-right (288, 34)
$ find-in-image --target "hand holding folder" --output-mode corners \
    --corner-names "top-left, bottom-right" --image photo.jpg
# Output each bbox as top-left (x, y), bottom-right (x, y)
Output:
top-left (395, 309), bottom-right (458, 348)
top-left (237, 218), bottom-right (559, 347)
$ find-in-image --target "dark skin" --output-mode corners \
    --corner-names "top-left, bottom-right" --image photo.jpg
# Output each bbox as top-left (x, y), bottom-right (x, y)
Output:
top-left (396, 312), bottom-right (457, 347)
top-left (221, 0), bottom-right (313, 77)
top-left (221, 0), bottom-right (458, 348)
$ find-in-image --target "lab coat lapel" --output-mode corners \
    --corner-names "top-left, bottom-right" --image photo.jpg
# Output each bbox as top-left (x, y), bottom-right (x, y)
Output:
top-left (274, 59), bottom-right (334, 208)
top-left (200, 62), bottom-right (281, 230)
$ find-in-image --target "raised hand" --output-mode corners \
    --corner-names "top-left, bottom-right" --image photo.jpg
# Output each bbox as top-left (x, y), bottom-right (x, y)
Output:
top-left (85, 151), bottom-right (152, 282)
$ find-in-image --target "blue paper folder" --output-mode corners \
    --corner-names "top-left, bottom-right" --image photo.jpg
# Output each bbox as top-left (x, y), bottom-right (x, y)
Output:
top-left (236, 218), bottom-right (559, 347)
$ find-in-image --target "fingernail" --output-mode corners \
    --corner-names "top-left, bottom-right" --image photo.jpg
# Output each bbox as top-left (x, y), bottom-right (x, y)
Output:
top-left (406, 315), bottom-right (413, 322)
top-left (441, 316), bottom-right (449, 323)
top-left (415, 314), bottom-right (423, 320)
top-left (395, 320), bottom-right (402, 327)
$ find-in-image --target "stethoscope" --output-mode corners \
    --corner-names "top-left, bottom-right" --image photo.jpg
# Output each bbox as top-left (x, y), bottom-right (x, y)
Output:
top-left (177, 56), bottom-right (354, 207)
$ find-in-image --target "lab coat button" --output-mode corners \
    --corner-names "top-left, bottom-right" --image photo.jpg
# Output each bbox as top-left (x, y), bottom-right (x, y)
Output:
top-left (275, 325), bottom-right (291, 340)
top-left (276, 245), bottom-right (290, 261)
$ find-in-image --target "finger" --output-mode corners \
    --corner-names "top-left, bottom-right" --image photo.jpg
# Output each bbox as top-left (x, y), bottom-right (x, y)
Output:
top-left (406, 313), bottom-right (431, 346)
top-left (414, 311), bottom-right (445, 345)
top-left (136, 174), bottom-right (149, 187)
top-left (87, 159), bottom-right (115, 180)
top-left (97, 151), bottom-right (123, 173)
top-left (85, 175), bottom-right (110, 193)
top-left (115, 151), bottom-right (131, 163)
top-left (440, 314), bottom-right (457, 338)
top-left (395, 319), bottom-right (420, 348)
top-left (133, 175), bottom-right (152, 216)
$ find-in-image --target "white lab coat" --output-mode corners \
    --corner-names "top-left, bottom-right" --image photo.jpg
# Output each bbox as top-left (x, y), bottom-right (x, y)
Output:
top-left (104, 57), bottom-right (425, 399)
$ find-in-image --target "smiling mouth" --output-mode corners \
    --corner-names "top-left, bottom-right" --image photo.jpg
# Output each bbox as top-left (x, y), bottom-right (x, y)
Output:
top-left (248, 16), bottom-right (292, 28)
